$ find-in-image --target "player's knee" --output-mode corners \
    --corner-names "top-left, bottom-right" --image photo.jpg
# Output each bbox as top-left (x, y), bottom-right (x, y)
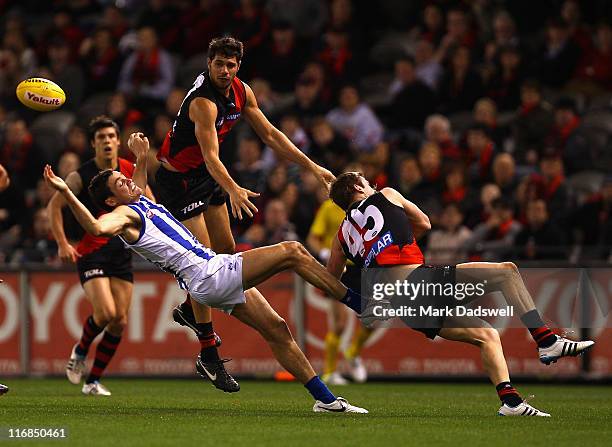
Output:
top-left (95, 308), bottom-right (114, 326)
top-left (264, 317), bottom-right (293, 344)
top-left (475, 328), bottom-right (501, 347)
top-left (501, 261), bottom-right (519, 275)
top-left (109, 313), bottom-right (128, 332)
top-left (279, 241), bottom-right (303, 264)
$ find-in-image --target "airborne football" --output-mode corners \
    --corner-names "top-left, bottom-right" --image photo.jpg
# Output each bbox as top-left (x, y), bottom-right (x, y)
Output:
top-left (16, 78), bottom-right (66, 112)
top-left (0, 1), bottom-right (611, 446)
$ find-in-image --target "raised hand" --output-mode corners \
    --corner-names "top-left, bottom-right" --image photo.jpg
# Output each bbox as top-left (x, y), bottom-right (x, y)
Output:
top-left (43, 165), bottom-right (69, 192)
top-left (228, 186), bottom-right (260, 220)
top-left (127, 132), bottom-right (149, 159)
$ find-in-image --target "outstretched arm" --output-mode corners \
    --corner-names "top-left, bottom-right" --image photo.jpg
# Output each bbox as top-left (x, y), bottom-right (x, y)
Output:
top-left (127, 132), bottom-right (149, 191)
top-left (44, 165), bottom-right (132, 238)
top-left (242, 84), bottom-right (335, 191)
top-left (190, 97), bottom-right (259, 219)
top-left (47, 170), bottom-right (83, 262)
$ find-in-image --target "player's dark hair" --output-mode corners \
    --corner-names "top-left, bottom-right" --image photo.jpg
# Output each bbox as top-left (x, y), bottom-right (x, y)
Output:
top-left (330, 172), bottom-right (364, 211)
top-left (88, 115), bottom-right (120, 142)
top-left (88, 169), bottom-right (115, 211)
top-left (208, 36), bottom-right (244, 63)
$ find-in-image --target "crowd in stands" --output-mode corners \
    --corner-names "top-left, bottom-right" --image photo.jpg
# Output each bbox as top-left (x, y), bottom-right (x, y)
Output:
top-left (0, 0), bottom-right (611, 266)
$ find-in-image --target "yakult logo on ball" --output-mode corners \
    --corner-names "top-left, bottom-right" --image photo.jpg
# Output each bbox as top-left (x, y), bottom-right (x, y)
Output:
top-left (25, 91), bottom-right (61, 106)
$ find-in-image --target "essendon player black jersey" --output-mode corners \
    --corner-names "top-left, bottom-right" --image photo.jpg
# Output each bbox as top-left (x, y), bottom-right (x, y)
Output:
top-left (337, 191), bottom-right (424, 268)
top-left (75, 158), bottom-right (135, 256)
top-left (157, 71), bottom-right (247, 174)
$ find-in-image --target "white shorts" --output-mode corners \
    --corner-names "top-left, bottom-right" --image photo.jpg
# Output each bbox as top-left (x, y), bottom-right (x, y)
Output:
top-left (185, 253), bottom-right (246, 313)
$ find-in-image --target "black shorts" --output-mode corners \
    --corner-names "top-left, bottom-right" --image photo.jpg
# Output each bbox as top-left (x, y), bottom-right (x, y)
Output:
top-left (155, 165), bottom-right (227, 221)
top-left (76, 246), bottom-right (133, 285)
top-left (392, 264), bottom-right (457, 340)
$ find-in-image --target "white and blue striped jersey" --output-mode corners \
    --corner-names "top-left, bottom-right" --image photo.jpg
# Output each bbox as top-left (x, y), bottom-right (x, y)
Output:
top-left (120, 196), bottom-right (216, 289)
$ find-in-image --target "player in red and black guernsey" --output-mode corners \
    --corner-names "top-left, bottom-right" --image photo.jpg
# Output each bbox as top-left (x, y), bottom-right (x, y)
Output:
top-left (327, 172), bottom-right (595, 417)
top-left (47, 116), bottom-right (153, 396)
top-left (155, 36), bottom-right (335, 389)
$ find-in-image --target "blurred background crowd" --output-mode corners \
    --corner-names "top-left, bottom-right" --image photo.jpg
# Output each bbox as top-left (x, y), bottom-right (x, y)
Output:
top-left (0, 0), bottom-right (611, 266)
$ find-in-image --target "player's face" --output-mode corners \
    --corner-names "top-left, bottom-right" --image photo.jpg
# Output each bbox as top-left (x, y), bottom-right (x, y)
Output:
top-left (106, 172), bottom-right (142, 206)
top-left (92, 126), bottom-right (120, 160)
top-left (207, 55), bottom-right (240, 90)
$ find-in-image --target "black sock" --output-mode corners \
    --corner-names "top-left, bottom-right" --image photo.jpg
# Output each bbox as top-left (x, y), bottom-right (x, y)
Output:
top-left (196, 322), bottom-right (220, 362)
top-left (520, 310), bottom-right (557, 348)
top-left (496, 381), bottom-right (523, 407)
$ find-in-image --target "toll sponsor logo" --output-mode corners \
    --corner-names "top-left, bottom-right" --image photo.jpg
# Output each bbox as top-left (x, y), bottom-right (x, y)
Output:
top-left (83, 269), bottom-right (104, 278)
top-left (181, 201), bottom-right (205, 215)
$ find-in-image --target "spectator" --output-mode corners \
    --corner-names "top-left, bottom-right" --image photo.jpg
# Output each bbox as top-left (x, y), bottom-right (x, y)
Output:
top-left (511, 79), bottom-right (554, 166)
top-left (165, 88), bottom-right (186, 117)
top-left (152, 114), bottom-right (173, 150)
top-left (570, 177), bottom-right (612, 260)
top-left (2, 23), bottom-right (37, 78)
top-left (525, 153), bottom-right (570, 223)
top-left (62, 125), bottom-right (88, 160)
top-left (283, 73), bottom-right (329, 128)
top-left (291, 169), bottom-right (327, 240)
top-left (12, 207), bottom-right (58, 264)
top-left (232, 136), bottom-right (266, 194)
top-left (426, 203), bottom-right (472, 263)
top-left (441, 163), bottom-right (478, 216)
top-left (241, 199), bottom-right (299, 247)
top-left (560, 0), bottom-right (593, 56)
top-left (180, 0), bottom-right (229, 57)
top-left (0, 163), bottom-right (24, 263)
top-left (411, 3), bottom-right (444, 46)
top-left (472, 97), bottom-right (507, 147)
top-left (413, 38), bottom-right (443, 90)
top-left (575, 20), bottom-right (612, 91)
top-left (424, 114), bottom-right (461, 160)
top-left (40, 36), bottom-right (85, 110)
top-left (464, 123), bottom-right (496, 185)
top-left (547, 97), bottom-right (589, 171)
top-left (106, 92), bottom-right (145, 131)
top-left (464, 197), bottom-right (522, 261)
top-left (385, 56), bottom-right (436, 130)
top-left (514, 199), bottom-right (566, 260)
top-left (118, 26), bottom-right (175, 109)
top-left (486, 44), bottom-right (525, 111)
top-left (79, 27), bottom-right (121, 95)
top-left (0, 118), bottom-right (44, 189)
top-left (38, 8), bottom-right (85, 63)
top-left (535, 18), bottom-right (582, 89)
top-left (309, 117), bottom-right (352, 174)
top-left (57, 151), bottom-right (80, 179)
top-left (326, 85), bottom-right (383, 153)
top-left (438, 45), bottom-right (485, 114)
top-left (465, 182), bottom-right (501, 228)
top-left (492, 153), bottom-right (518, 197)
top-left (137, 0), bottom-right (182, 51)
top-left (255, 21), bottom-right (309, 93)
top-left (316, 26), bottom-right (359, 88)
top-left (435, 6), bottom-right (479, 63)
top-left (249, 78), bottom-right (282, 116)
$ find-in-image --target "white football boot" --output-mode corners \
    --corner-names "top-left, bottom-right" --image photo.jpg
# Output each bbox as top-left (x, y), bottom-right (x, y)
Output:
top-left (347, 356), bottom-right (368, 383)
top-left (538, 337), bottom-right (595, 365)
top-left (313, 397), bottom-right (369, 414)
top-left (322, 371), bottom-right (348, 385)
top-left (66, 344), bottom-right (86, 384)
top-left (498, 401), bottom-right (551, 417)
top-left (82, 381), bottom-right (111, 396)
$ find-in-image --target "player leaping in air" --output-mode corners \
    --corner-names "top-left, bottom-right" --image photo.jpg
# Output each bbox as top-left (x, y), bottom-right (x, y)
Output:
top-left (42, 133), bottom-right (367, 414)
top-left (326, 172), bottom-right (595, 417)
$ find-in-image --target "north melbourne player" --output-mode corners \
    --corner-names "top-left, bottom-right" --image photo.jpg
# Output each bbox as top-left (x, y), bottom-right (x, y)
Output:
top-left (327, 172), bottom-right (594, 417)
top-left (42, 134), bottom-right (367, 413)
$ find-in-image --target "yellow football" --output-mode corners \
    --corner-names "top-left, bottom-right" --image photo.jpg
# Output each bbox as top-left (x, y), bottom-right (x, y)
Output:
top-left (16, 78), bottom-right (66, 112)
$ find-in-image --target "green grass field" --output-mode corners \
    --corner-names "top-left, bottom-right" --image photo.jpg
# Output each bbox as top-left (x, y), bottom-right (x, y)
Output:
top-left (0, 379), bottom-right (610, 446)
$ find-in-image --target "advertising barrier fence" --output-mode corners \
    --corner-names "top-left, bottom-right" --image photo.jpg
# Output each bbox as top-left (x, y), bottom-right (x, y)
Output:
top-left (0, 267), bottom-right (610, 378)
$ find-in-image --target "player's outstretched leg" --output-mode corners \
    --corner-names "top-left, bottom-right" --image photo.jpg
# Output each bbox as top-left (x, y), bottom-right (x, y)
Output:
top-left (230, 288), bottom-right (368, 413)
top-left (456, 262), bottom-right (594, 364)
top-left (439, 321), bottom-right (550, 416)
top-left (172, 295), bottom-right (222, 347)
